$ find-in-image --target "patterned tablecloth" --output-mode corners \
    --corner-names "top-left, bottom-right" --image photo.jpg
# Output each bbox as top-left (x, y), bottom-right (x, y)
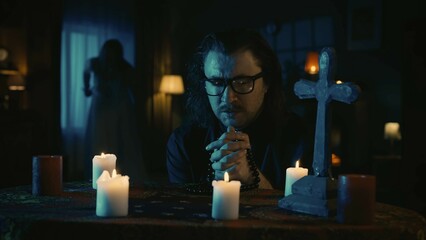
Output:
top-left (0, 181), bottom-right (425, 240)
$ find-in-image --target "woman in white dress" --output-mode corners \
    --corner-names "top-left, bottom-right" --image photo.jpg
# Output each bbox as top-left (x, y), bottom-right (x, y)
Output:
top-left (83, 39), bottom-right (147, 186)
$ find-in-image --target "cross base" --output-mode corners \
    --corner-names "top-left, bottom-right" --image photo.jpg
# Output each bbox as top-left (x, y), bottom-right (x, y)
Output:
top-left (278, 175), bottom-right (337, 217)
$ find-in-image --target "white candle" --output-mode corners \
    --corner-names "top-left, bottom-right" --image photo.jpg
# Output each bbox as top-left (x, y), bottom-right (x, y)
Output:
top-left (96, 169), bottom-right (129, 217)
top-left (284, 160), bottom-right (308, 197)
top-left (92, 153), bottom-right (117, 189)
top-left (211, 172), bottom-right (241, 220)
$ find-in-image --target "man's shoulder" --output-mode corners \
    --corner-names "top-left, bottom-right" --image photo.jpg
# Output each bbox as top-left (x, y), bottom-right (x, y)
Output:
top-left (170, 122), bottom-right (208, 141)
top-left (167, 122), bottom-right (211, 154)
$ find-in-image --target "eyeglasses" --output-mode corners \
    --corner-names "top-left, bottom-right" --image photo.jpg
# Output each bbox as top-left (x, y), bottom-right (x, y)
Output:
top-left (204, 72), bottom-right (263, 96)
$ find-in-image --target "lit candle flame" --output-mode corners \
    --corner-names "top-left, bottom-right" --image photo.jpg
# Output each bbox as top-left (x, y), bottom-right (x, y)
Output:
top-left (309, 65), bottom-right (317, 74)
top-left (101, 152), bottom-right (105, 157)
top-left (224, 172), bottom-right (229, 182)
top-left (295, 160), bottom-right (300, 168)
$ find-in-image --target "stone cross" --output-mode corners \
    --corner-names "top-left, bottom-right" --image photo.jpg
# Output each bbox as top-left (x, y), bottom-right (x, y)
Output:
top-left (294, 47), bottom-right (360, 177)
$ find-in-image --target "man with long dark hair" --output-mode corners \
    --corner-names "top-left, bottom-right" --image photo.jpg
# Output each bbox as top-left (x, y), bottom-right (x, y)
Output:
top-left (166, 29), bottom-right (310, 190)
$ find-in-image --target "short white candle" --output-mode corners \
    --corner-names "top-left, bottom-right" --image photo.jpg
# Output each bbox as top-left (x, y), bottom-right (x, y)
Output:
top-left (211, 172), bottom-right (241, 220)
top-left (96, 169), bottom-right (129, 217)
top-left (92, 153), bottom-right (117, 189)
top-left (284, 160), bottom-right (308, 197)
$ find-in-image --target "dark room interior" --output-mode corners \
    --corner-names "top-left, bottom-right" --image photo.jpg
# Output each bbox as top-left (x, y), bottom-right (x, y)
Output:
top-left (1, 0), bottom-right (426, 237)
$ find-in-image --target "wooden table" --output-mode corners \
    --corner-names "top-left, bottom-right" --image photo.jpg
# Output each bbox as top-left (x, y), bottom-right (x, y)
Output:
top-left (1, 181), bottom-right (425, 240)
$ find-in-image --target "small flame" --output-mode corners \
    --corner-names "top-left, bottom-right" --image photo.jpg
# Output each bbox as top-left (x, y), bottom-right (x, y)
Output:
top-left (224, 172), bottom-right (229, 182)
top-left (295, 160), bottom-right (300, 168)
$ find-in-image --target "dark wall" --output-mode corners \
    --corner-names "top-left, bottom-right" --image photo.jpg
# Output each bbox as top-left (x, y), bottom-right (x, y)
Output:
top-left (0, 0), bottom-right (62, 187)
top-left (26, 0), bottom-right (63, 155)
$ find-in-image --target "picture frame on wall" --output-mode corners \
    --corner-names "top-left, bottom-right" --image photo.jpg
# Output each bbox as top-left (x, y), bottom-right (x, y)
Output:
top-left (347, 0), bottom-right (382, 51)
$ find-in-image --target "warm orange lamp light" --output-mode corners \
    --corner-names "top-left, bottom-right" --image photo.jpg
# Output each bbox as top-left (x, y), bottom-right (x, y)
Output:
top-left (384, 122), bottom-right (401, 141)
top-left (304, 51), bottom-right (319, 75)
top-left (160, 75), bottom-right (184, 95)
top-left (331, 153), bottom-right (341, 167)
top-left (0, 69), bottom-right (26, 91)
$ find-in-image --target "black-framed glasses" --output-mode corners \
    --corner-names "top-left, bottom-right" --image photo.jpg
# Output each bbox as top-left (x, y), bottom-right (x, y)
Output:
top-left (204, 72), bottom-right (263, 96)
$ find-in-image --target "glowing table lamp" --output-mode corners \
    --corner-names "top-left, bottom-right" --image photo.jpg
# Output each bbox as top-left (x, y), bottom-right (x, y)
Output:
top-left (160, 75), bottom-right (184, 95)
top-left (304, 51), bottom-right (319, 75)
top-left (159, 75), bottom-right (184, 133)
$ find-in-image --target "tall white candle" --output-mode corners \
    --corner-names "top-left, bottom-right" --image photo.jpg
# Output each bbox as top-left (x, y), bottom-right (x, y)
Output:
top-left (92, 153), bottom-right (117, 189)
top-left (96, 169), bottom-right (129, 217)
top-left (284, 160), bottom-right (308, 197)
top-left (211, 172), bottom-right (241, 220)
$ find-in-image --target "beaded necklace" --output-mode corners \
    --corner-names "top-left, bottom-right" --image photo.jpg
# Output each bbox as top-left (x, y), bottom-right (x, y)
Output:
top-left (185, 149), bottom-right (260, 194)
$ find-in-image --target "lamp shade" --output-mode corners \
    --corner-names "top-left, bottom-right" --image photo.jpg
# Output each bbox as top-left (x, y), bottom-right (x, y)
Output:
top-left (304, 51), bottom-right (319, 75)
top-left (8, 73), bottom-right (25, 91)
top-left (0, 69), bottom-right (25, 91)
top-left (384, 122), bottom-right (401, 140)
top-left (160, 75), bottom-right (184, 94)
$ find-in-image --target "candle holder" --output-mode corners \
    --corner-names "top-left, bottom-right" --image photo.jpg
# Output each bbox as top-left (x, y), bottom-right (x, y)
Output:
top-left (32, 155), bottom-right (63, 196)
top-left (278, 175), bottom-right (337, 217)
top-left (337, 174), bottom-right (376, 224)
